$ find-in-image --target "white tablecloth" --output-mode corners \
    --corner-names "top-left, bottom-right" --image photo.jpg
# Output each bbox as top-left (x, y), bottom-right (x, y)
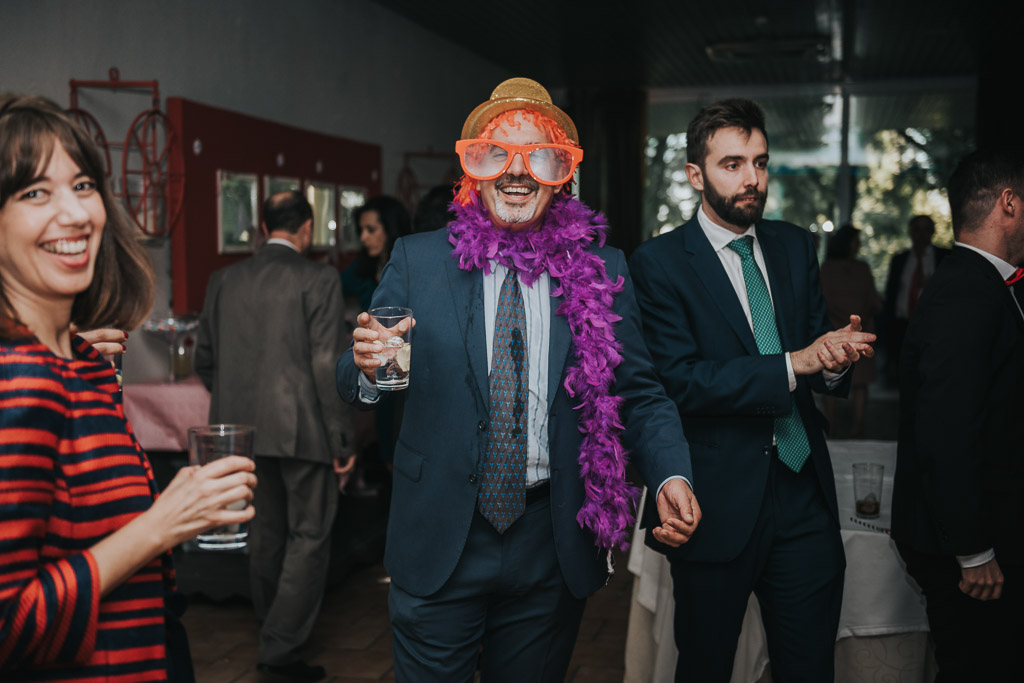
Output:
top-left (625, 440), bottom-right (933, 683)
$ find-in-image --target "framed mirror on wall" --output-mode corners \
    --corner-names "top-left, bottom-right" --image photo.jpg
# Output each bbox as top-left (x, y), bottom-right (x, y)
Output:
top-left (305, 181), bottom-right (337, 249)
top-left (264, 175), bottom-right (301, 197)
top-left (217, 170), bottom-right (259, 254)
top-left (338, 186), bottom-right (368, 252)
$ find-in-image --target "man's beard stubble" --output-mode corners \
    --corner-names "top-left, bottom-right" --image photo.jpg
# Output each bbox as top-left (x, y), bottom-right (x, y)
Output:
top-left (703, 175), bottom-right (767, 229)
top-left (492, 173), bottom-right (541, 225)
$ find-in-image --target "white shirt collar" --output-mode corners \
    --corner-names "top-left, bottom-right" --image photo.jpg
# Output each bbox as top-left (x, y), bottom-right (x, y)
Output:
top-left (954, 242), bottom-right (1017, 281)
top-left (696, 205), bottom-right (757, 253)
top-left (265, 237), bottom-right (300, 253)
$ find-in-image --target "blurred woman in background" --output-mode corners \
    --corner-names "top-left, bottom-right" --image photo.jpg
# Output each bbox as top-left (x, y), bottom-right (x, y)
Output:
top-left (0, 94), bottom-right (256, 682)
top-left (819, 224), bottom-right (883, 438)
top-left (341, 195), bottom-right (411, 313)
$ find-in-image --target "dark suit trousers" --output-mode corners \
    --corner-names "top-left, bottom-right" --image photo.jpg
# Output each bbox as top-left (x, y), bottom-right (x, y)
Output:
top-left (669, 456), bottom-right (845, 683)
top-left (249, 456), bottom-right (338, 664)
top-left (897, 547), bottom-right (1022, 683)
top-left (387, 497), bottom-right (586, 683)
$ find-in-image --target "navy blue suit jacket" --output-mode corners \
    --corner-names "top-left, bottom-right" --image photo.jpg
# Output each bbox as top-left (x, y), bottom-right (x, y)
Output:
top-left (336, 227), bottom-right (692, 598)
top-left (893, 247), bottom-right (1024, 563)
top-left (630, 217), bottom-right (846, 563)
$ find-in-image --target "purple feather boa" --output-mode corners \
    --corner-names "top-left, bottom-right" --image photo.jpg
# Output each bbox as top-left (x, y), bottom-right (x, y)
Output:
top-left (448, 193), bottom-right (638, 550)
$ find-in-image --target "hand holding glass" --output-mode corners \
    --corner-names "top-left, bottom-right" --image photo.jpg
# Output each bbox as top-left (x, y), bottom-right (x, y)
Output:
top-left (188, 424), bottom-right (255, 549)
top-left (368, 307), bottom-right (413, 391)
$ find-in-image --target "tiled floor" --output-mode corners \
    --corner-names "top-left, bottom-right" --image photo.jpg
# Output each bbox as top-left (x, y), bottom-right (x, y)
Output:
top-left (182, 553), bottom-right (633, 683)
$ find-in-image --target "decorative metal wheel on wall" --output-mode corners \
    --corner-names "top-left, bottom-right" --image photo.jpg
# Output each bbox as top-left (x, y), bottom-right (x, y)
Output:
top-left (122, 108), bottom-right (184, 238)
top-left (68, 69), bottom-right (184, 238)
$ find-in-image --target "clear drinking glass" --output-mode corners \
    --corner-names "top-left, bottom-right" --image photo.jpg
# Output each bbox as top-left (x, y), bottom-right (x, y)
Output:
top-left (853, 462), bottom-right (884, 519)
top-left (369, 307), bottom-right (413, 391)
top-left (187, 424), bottom-right (255, 549)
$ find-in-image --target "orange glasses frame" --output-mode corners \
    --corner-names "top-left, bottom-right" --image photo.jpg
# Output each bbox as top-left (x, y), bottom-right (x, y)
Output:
top-left (455, 139), bottom-right (584, 186)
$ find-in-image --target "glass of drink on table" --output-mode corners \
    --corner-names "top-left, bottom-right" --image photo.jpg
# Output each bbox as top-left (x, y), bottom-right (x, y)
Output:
top-left (852, 462), bottom-right (884, 520)
top-left (369, 307), bottom-right (413, 391)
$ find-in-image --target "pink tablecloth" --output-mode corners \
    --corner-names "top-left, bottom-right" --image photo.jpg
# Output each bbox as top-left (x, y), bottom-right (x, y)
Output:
top-left (123, 376), bottom-right (211, 452)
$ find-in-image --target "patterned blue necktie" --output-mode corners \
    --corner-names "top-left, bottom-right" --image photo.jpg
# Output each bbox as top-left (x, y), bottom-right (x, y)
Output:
top-left (727, 236), bottom-right (811, 472)
top-left (478, 270), bottom-right (529, 532)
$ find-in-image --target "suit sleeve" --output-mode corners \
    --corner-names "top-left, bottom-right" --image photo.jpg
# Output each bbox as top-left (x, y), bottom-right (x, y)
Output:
top-left (608, 250), bottom-right (693, 490)
top-left (307, 268), bottom-right (355, 458)
top-left (336, 238), bottom-right (410, 406)
top-left (0, 364), bottom-right (101, 668)
top-left (193, 271), bottom-right (221, 392)
top-left (911, 288), bottom-right (1003, 555)
top-left (629, 245), bottom-right (792, 418)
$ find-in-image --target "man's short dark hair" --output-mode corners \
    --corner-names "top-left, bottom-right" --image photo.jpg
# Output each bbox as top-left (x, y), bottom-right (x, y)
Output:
top-left (947, 150), bottom-right (1024, 237)
top-left (687, 99), bottom-right (768, 169)
top-left (264, 190), bottom-right (313, 233)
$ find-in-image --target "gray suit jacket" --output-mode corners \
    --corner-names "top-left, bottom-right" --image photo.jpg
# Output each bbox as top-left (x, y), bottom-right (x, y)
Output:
top-left (196, 243), bottom-right (353, 463)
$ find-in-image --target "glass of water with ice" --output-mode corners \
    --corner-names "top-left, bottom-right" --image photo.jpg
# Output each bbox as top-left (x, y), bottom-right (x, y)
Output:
top-left (369, 307), bottom-right (413, 390)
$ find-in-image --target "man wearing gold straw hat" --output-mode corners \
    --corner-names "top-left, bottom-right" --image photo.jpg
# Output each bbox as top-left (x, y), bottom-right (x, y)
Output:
top-left (337, 77), bottom-right (700, 681)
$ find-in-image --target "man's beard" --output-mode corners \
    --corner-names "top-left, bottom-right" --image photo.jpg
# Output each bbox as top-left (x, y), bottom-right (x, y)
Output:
top-left (492, 173), bottom-right (541, 225)
top-left (703, 175), bottom-right (766, 228)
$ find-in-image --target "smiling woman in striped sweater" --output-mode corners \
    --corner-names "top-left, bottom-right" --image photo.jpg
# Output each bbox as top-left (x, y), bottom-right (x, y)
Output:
top-left (0, 95), bottom-right (257, 682)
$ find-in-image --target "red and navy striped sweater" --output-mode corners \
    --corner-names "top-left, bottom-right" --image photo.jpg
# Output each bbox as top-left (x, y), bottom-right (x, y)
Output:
top-left (1, 335), bottom-right (177, 681)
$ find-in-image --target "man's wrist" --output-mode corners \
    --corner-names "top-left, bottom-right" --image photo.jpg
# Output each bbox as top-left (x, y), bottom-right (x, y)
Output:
top-left (956, 548), bottom-right (995, 568)
top-left (656, 475), bottom-right (693, 500)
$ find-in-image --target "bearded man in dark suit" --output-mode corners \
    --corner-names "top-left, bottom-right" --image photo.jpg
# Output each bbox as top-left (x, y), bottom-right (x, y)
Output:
top-left (893, 149), bottom-right (1024, 682)
top-left (630, 98), bottom-right (875, 683)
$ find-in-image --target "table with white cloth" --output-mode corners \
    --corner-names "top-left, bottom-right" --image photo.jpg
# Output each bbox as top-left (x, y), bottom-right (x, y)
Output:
top-left (122, 375), bottom-right (212, 452)
top-left (624, 440), bottom-right (936, 683)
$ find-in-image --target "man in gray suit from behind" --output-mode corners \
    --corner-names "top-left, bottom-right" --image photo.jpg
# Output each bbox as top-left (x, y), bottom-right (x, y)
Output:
top-left (196, 190), bottom-right (355, 682)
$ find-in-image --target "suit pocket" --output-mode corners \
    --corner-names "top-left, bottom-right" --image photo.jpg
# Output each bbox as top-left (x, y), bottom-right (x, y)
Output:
top-left (393, 438), bottom-right (425, 482)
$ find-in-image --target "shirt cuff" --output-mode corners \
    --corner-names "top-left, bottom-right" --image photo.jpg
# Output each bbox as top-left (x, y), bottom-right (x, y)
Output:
top-left (656, 475), bottom-right (694, 500)
top-left (822, 365), bottom-right (849, 388)
top-left (956, 548), bottom-right (995, 568)
top-left (358, 372), bottom-right (382, 404)
top-left (784, 353), bottom-right (796, 392)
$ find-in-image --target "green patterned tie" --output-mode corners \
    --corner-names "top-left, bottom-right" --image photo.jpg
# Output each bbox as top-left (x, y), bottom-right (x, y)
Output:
top-left (727, 236), bottom-right (811, 472)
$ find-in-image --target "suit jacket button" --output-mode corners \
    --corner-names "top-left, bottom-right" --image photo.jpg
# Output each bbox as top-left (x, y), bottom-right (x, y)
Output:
top-left (478, 420), bottom-right (487, 432)
top-left (469, 474), bottom-right (478, 485)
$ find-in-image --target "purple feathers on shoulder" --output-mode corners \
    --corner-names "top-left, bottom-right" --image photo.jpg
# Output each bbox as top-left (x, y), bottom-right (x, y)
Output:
top-left (448, 194), bottom-right (638, 550)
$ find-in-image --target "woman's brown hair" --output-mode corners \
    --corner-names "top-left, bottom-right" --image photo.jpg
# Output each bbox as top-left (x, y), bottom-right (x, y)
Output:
top-left (0, 94), bottom-right (155, 338)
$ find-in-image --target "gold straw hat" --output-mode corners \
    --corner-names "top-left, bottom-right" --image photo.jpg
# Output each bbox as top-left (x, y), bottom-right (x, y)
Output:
top-left (461, 77), bottom-right (578, 142)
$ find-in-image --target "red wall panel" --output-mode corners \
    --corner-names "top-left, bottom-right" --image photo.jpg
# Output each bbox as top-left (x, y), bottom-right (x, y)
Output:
top-left (167, 97), bottom-right (381, 314)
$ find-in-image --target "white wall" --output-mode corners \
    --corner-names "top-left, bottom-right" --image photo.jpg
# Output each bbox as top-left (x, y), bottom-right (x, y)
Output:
top-left (1, 0), bottom-right (506, 195)
top-left (1, 0), bottom-right (508, 381)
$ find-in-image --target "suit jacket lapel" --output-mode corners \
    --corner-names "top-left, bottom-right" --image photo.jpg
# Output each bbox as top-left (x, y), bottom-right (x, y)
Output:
top-left (548, 289), bottom-right (571, 407)
top-left (682, 221), bottom-right (759, 355)
top-left (756, 222), bottom-right (798, 349)
top-left (445, 256), bottom-right (489, 409)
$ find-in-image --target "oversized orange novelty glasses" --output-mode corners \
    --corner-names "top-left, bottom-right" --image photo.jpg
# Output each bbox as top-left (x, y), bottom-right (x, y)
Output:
top-left (455, 139), bottom-right (584, 186)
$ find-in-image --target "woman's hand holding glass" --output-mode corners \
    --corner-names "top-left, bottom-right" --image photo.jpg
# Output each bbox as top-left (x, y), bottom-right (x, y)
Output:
top-left (146, 456), bottom-right (256, 549)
